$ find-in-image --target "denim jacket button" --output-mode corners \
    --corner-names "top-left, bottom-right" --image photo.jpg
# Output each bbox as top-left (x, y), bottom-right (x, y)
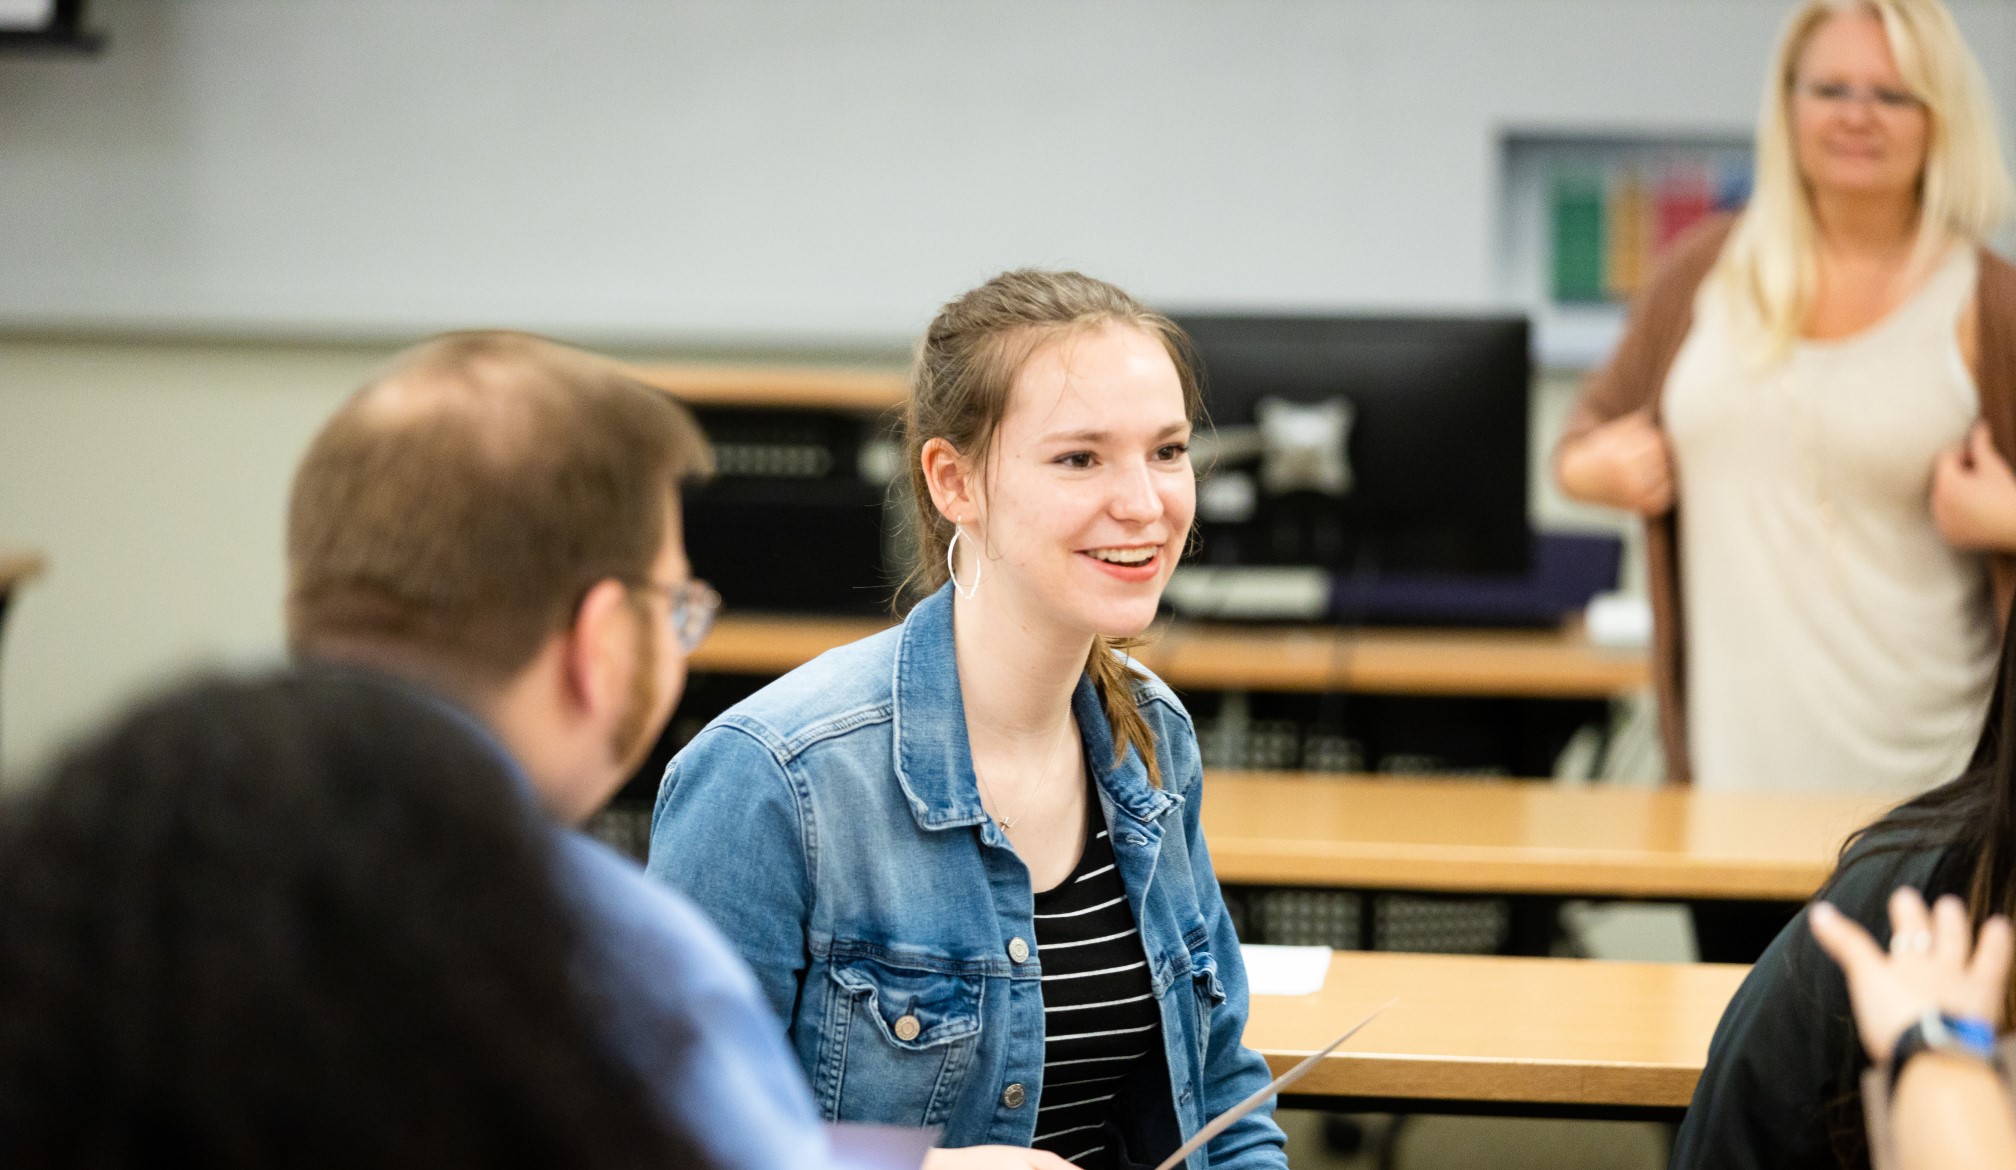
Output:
top-left (1001, 1083), bottom-right (1027, 1109)
top-left (893, 1014), bottom-right (922, 1042)
top-left (1007, 937), bottom-right (1031, 964)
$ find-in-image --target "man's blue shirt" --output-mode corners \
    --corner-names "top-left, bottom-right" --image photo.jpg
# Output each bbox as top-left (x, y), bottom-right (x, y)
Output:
top-left (553, 827), bottom-right (830, 1170)
top-left (397, 675), bottom-right (831, 1170)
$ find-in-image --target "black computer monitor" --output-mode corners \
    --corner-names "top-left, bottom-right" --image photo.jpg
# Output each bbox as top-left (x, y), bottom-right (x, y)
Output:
top-left (1172, 313), bottom-right (1531, 578)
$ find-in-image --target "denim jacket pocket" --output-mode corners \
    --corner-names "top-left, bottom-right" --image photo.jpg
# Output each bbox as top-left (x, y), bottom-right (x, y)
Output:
top-left (817, 950), bottom-right (985, 1128)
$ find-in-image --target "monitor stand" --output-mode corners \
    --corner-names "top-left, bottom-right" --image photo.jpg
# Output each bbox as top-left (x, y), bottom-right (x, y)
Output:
top-left (1163, 566), bottom-right (1331, 621)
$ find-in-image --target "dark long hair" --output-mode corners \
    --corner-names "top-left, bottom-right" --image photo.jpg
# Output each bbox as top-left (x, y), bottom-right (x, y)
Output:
top-left (1831, 608), bottom-right (2016, 950)
top-left (0, 669), bottom-right (700, 1170)
top-left (1812, 600), bottom-right (2016, 1168)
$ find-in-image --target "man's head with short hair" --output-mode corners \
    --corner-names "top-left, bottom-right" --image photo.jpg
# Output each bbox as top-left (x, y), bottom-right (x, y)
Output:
top-left (287, 330), bottom-right (712, 821)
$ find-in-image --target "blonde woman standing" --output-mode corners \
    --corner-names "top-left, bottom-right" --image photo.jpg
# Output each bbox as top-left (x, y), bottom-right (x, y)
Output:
top-left (1559, 1), bottom-right (2016, 795)
top-left (647, 271), bottom-right (1286, 1170)
top-left (1559, 0), bottom-right (2016, 1080)
top-left (1559, 0), bottom-right (2016, 964)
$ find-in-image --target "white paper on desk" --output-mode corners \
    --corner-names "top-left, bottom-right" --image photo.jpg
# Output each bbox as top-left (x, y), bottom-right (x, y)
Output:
top-left (1241, 944), bottom-right (1332, 996)
top-left (823, 1122), bottom-right (937, 1170)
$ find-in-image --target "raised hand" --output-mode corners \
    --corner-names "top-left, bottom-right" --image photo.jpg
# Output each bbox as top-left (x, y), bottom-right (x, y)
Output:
top-left (1809, 886), bottom-right (2013, 1065)
top-left (1932, 422), bottom-right (2016, 551)
top-left (1557, 411), bottom-right (1675, 517)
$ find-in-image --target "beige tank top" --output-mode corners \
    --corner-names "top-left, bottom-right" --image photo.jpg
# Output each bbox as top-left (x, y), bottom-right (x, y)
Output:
top-left (1664, 245), bottom-right (1996, 794)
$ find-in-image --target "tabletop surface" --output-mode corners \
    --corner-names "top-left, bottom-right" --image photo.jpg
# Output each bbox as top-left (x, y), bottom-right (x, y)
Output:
top-left (636, 364), bottom-right (905, 412)
top-left (1242, 950), bottom-right (1749, 1108)
top-left (1203, 772), bottom-right (1891, 900)
top-left (692, 613), bottom-right (1650, 698)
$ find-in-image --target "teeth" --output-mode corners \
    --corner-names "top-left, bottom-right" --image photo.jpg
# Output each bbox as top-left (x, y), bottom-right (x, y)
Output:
top-left (1089, 547), bottom-right (1157, 566)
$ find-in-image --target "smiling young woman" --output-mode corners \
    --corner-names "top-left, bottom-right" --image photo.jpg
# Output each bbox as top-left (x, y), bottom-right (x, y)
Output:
top-left (646, 271), bottom-right (1288, 1170)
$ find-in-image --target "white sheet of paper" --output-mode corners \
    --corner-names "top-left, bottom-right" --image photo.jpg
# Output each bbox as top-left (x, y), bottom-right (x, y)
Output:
top-left (1240, 943), bottom-right (1333, 996)
top-left (823, 1122), bottom-right (936, 1170)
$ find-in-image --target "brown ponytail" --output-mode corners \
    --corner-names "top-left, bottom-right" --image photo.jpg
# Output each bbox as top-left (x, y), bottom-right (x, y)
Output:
top-left (899, 269), bottom-right (1202, 787)
top-left (1084, 635), bottom-right (1162, 787)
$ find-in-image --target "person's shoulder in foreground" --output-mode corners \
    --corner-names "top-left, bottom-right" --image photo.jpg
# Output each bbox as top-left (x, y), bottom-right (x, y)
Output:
top-left (374, 673), bottom-right (841, 1170)
top-left (0, 668), bottom-right (715, 1169)
top-left (1670, 841), bottom-right (1958, 1170)
top-left (554, 826), bottom-right (832, 1170)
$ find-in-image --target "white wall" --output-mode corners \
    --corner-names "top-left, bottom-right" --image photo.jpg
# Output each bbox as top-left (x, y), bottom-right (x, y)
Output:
top-left (3, 0), bottom-right (2009, 775)
top-left (10, 0), bottom-right (2010, 343)
top-left (0, 340), bottom-right (387, 777)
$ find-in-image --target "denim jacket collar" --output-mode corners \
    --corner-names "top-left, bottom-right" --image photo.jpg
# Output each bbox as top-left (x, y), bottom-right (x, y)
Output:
top-left (891, 584), bottom-right (1181, 833)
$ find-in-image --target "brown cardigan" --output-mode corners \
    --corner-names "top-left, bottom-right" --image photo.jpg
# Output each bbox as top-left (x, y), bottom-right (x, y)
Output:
top-left (1558, 214), bottom-right (2016, 784)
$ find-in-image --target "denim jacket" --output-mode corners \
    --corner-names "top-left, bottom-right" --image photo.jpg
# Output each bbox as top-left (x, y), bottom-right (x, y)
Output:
top-left (647, 586), bottom-right (1287, 1170)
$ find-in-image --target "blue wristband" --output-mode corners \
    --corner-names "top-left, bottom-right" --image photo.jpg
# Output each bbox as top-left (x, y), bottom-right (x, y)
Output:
top-left (1888, 1009), bottom-right (1999, 1091)
top-left (1938, 1012), bottom-right (1999, 1057)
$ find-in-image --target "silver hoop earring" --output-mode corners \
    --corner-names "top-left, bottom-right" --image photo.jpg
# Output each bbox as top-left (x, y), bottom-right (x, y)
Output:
top-left (947, 526), bottom-right (982, 600)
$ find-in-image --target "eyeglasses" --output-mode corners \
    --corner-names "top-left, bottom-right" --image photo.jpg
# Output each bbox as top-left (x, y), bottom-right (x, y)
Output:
top-left (1796, 80), bottom-right (1925, 113)
top-left (627, 577), bottom-right (721, 653)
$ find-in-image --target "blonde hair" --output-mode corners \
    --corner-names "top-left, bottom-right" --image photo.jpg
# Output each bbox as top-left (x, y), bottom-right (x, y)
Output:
top-left (901, 270), bottom-right (1203, 787)
top-left (1715, 0), bottom-right (2013, 358)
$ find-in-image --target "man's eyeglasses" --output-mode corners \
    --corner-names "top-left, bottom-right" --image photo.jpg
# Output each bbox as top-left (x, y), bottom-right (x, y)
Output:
top-left (628, 578), bottom-right (721, 653)
top-left (1796, 80), bottom-right (1925, 113)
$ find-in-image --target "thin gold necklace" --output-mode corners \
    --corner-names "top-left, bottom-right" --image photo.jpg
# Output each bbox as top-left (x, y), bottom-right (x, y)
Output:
top-left (976, 720), bottom-right (1076, 831)
top-left (976, 767), bottom-right (1039, 831)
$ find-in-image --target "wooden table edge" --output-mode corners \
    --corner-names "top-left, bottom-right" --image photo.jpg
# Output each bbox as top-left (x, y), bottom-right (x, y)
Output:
top-left (1211, 844), bottom-right (1828, 901)
top-left (693, 613), bottom-right (1651, 698)
top-left (633, 364), bottom-right (906, 413)
top-left (1255, 1050), bottom-right (1703, 1108)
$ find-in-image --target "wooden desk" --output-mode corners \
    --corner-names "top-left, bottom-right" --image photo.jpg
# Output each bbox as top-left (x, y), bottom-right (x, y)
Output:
top-left (690, 614), bottom-right (896, 679)
top-left (1142, 621), bottom-right (1646, 699)
top-left (692, 614), bottom-right (1649, 699)
top-left (635, 364), bottom-right (905, 413)
top-left (1244, 951), bottom-right (1747, 1118)
top-left (1204, 773), bottom-right (1891, 901)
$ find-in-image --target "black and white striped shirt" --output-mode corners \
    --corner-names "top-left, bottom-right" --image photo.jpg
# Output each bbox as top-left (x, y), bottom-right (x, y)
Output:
top-left (1030, 812), bottom-right (1160, 1170)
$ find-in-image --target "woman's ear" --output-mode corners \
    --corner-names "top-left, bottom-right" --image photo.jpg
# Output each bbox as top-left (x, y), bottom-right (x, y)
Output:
top-left (920, 436), bottom-right (979, 524)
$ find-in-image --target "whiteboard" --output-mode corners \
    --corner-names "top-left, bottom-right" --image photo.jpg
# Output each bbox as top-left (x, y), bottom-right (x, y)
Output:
top-left (2, 0), bottom-right (2012, 345)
